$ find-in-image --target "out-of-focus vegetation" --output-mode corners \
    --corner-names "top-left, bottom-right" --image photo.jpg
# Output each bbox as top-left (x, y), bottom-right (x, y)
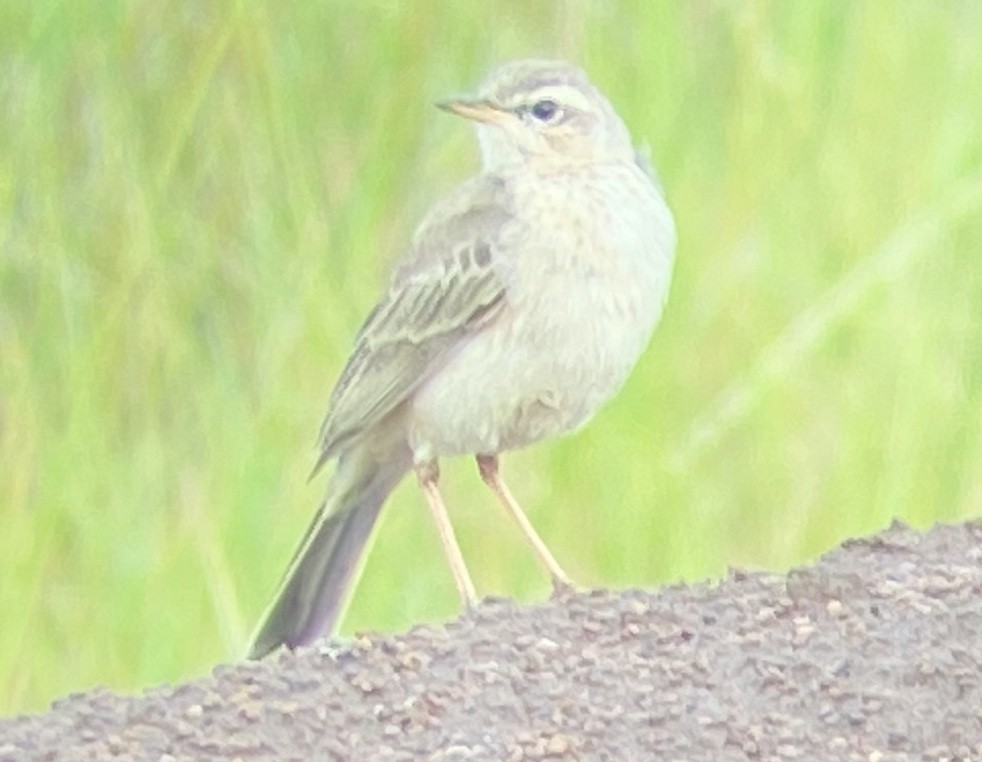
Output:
top-left (2, 1), bottom-right (980, 714)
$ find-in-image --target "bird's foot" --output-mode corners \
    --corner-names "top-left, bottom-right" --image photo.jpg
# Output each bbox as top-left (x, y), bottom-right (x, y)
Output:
top-left (549, 575), bottom-right (577, 601)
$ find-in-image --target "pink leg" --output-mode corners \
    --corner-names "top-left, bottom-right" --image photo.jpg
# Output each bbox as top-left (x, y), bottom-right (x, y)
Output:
top-left (476, 454), bottom-right (573, 587)
top-left (416, 460), bottom-right (478, 606)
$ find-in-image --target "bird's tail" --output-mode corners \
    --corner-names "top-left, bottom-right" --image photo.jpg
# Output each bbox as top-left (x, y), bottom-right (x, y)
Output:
top-left (247, 446), bottom-right (409, 659)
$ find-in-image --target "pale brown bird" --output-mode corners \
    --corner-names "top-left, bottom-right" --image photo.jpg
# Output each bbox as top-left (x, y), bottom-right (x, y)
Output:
top-left (248, 59), bottom-right (676, 659)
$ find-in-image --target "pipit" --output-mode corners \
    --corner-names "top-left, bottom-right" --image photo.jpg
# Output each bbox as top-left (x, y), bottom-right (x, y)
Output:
top-left (248, 59), bottom-right (676, 659)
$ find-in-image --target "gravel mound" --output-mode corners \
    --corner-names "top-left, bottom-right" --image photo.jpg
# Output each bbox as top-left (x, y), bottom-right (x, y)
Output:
top-left (1, 520), bottom-right (980, 761)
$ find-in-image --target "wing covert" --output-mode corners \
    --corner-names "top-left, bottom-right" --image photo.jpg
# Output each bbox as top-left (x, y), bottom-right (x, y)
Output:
top-left (314, 180), bottom-right (516, 470)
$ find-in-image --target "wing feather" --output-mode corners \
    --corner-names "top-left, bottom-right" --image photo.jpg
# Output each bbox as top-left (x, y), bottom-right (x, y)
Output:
top-left (313, 178), bottom-right (515, 469)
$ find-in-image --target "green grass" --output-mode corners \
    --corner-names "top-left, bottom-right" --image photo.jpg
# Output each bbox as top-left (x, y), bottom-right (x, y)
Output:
top-left (2, 1), bottom-right (981, 715)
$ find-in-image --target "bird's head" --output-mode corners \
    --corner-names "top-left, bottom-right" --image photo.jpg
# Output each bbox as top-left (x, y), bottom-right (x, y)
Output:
top-left (438, 60), bottom-right (635, 171)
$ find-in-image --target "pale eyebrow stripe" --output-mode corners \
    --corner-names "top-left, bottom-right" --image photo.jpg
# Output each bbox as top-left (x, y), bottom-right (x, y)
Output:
top-left (525, 84), bottom-right (594, 112)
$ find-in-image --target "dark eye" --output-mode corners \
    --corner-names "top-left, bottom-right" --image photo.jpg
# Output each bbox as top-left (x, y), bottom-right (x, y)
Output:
top-left (529, 99), bottom-right (561, 123)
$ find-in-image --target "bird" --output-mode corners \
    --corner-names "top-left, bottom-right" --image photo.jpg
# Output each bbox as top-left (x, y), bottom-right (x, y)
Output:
top-left (247, 59), bottom-right (676, 659)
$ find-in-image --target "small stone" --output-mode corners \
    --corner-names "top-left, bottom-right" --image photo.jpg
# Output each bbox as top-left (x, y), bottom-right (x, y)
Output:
top-left (545, 733), bottom-right (570, 756)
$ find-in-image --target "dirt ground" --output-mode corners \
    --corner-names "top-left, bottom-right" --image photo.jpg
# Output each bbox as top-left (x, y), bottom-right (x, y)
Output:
top-left (1, 520), bottom-right (979, 761)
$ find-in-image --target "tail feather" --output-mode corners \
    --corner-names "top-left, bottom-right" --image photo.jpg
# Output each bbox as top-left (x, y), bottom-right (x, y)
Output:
top-left (248, 451), bottom-right (408, 659)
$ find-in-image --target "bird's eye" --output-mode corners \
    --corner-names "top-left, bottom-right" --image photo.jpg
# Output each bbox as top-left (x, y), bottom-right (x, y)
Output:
top-left (529, 99), bottom-right (562, 123)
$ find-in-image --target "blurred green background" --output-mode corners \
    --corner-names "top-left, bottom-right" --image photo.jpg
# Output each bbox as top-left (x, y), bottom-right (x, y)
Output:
top-left (2, 0), bottom-right (981, 715)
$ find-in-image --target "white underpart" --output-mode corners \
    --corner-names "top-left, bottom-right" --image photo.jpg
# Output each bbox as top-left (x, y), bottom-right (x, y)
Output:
top-left (407, 161), bottom-right (675, 462)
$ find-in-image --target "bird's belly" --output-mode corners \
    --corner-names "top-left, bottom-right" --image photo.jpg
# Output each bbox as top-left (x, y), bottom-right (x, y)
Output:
top-left (406, 273), bottom-right (659, 461)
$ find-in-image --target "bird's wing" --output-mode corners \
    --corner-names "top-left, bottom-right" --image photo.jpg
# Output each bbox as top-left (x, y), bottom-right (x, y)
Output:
top-left (314, 177), bottom-right (515, 470)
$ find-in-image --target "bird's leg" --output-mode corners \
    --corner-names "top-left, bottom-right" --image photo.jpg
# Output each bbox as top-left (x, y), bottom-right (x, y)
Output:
top-left (415, 460), bottom-right (478, 606)
top-left (475, 454), bottom-right (573, 590)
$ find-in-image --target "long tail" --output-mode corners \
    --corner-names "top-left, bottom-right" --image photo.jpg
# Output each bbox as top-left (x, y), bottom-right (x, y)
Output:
top-left (247, 446), bottom-right (409, 659)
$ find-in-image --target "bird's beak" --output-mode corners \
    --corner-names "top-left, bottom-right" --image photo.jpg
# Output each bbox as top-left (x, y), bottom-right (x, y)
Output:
top-left (437, 98), bottom-right (511, 126)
